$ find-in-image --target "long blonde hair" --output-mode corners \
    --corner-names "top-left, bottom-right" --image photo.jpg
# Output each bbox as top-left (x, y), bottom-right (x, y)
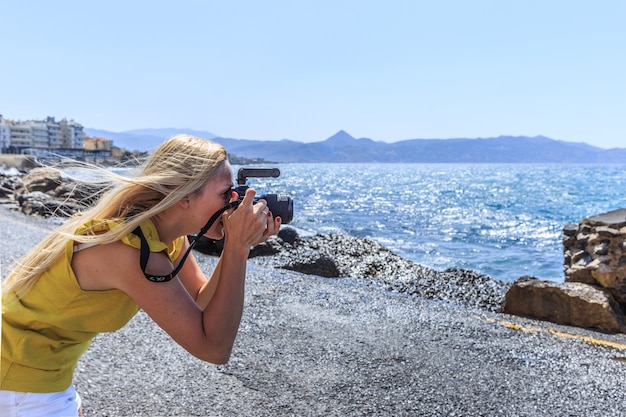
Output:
top-left (2, 134), bottom-right (228, 300)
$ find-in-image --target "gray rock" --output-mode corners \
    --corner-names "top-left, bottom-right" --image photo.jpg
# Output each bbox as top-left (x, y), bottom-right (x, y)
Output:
top-left (0, 174), bottom-right (22, 198)
top-left (503, 276), bottom-right (626, 333)
top-left (21, 166), bottom-right (64, 193)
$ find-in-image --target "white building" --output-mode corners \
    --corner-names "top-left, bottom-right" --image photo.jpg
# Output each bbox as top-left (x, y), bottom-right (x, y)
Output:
top-left (0, 115), bottom-right (10, 151)
top-left (10, 123), bottom-right (31, 149)
top-left (0, 115), bottom-right (85, 153)
top-left (46, 116), bottom-right (62, 148)
top-left (31, 122), bottom-right (48, 148)
top-left (59, 119), bottom-right (85, 148)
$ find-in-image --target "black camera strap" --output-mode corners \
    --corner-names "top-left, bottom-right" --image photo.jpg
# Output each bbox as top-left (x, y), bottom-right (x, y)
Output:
top-left (135, 200), bottom-right (241, 282)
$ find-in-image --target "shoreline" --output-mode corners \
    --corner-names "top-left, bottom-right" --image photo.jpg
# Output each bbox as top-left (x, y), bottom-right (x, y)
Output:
top-left (3, 206), bottom-right (626, 415)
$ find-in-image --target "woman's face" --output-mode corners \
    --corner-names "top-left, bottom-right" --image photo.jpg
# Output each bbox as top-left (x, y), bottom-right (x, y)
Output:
top-left (192, 161), bottom-right (234, 239)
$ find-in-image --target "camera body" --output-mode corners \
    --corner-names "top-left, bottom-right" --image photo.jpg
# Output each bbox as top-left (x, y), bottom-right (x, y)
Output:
top-left (234, 167), bottom-right (293, 224)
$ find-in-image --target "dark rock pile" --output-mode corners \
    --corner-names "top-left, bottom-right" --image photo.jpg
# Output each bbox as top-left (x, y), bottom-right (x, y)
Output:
top-left (195, 231), bottom-right (510, 313)
top-left (0, 172), bottom-right (22, 199)
top-left (1, 167), bottom-right (103, 217)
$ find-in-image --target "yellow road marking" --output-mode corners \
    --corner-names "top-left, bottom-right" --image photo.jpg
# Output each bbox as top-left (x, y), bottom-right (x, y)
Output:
top-left (483, 317), bottom-right (626, 350)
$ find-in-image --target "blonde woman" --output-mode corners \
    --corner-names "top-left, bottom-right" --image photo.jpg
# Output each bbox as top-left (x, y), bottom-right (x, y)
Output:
top-left (0, 135), bottom-right (281, 416)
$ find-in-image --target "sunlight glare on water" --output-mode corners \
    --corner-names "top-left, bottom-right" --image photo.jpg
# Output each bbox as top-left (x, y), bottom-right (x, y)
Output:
top-left (254, 163), bottom-right (626, 283)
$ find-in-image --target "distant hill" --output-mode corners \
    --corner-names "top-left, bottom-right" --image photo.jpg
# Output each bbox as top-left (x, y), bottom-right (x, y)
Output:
top-left (84, 128), bottom-right (626, 163)
top-left (84, 128), bottom-right (217, 152)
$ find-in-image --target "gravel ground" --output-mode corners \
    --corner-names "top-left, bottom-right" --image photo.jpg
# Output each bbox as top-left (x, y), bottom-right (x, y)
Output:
top-left (2, 205), bottom-right (626, 416)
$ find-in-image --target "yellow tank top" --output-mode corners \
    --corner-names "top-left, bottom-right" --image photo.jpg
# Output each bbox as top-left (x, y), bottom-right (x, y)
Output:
top-left (1, 219), bottom-right (185, 393)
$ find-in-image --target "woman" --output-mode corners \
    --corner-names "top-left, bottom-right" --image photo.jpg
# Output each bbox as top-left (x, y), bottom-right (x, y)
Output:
top-left (0, 134), bottom-right (281, 416)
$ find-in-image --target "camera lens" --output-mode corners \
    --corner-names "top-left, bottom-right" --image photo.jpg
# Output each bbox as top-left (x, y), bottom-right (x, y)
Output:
top-left (259, 193), bottom-right (293, 224)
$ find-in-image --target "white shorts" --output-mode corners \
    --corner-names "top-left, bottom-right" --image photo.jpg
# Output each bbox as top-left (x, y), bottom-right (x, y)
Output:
top-left (0, 385), bottom-right (82, 417)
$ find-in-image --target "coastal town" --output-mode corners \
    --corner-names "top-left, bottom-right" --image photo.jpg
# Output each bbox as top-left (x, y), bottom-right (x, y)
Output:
top-left (0, 114), bottom-right (267, 168)
top-left (0, 114), bottom-right (128, 162)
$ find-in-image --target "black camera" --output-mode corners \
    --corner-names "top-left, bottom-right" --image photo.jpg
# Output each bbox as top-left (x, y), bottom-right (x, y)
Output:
top-left (234, 167), bottom-right (293, 224)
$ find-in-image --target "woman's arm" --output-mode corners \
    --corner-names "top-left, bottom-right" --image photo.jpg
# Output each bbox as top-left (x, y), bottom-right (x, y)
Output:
top-left (179, 188), bottom-right (281, 357)
top-left (172, 238), bottom-right (223, 310)
top-left (176, 192), bottom-right (281, 310)
top-left (74, 189), bottom-right (279, 364)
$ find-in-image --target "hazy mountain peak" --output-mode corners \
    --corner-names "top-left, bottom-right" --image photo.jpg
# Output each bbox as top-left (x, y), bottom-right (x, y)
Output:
top-left (325, 130), bottom-right (356, 143)
top-left (125, 127), bottom-right (218, 139)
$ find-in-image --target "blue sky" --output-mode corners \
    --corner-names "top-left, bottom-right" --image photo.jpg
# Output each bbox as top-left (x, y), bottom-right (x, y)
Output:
top-left (2, 1), bottom-right (624, 148)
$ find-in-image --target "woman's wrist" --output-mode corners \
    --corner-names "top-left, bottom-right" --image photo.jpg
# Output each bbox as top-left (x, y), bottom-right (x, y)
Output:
top-left (221, 240), bottom-right (251, 259)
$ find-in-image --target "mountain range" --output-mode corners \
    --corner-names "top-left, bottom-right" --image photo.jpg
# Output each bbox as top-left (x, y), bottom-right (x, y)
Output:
top-left (84, 128), bottom-right (626, 163)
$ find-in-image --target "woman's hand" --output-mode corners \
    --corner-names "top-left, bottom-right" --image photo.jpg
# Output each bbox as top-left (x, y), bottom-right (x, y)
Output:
top-left (222, 188), bottom-right (281, 250)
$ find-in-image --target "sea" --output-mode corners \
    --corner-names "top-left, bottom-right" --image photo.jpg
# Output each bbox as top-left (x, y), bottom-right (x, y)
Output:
top-left (242, 163), bottom-right (626, 284)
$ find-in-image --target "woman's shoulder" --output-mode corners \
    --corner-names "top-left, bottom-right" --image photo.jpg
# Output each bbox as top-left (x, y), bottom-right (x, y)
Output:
top-left (75, 217), bottom-right (186, 260)
top-left (75, 218), bottom-right (125, 235)
top-left (70, 235), bottom-right (139, 292)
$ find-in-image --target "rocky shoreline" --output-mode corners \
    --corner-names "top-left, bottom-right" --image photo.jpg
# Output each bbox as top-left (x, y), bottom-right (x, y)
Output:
top-left (245, 233), bottom-right (506, 312)
top-left (6, 165), bottom-right (626, 333)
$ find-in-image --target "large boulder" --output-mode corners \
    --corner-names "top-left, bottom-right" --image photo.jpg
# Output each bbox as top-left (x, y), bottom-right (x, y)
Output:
top-left (21, 167), bottom-right (64, 193)
top-left (503, 276), bottom-right (626, 333)
top-left (11, 167), bottom-right (104, 217)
